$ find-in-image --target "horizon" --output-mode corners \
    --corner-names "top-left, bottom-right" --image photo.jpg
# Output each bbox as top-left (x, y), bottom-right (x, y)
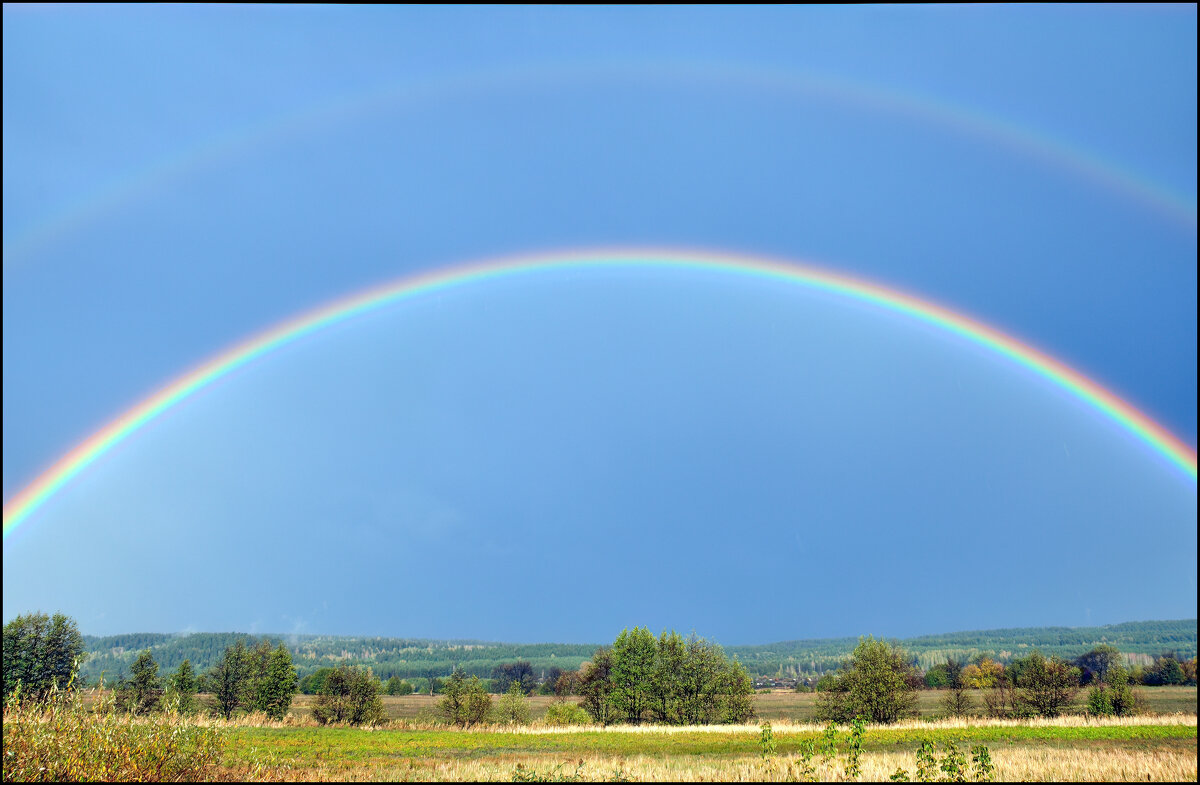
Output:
top-left (73, 616), bottom-right (1199, 650)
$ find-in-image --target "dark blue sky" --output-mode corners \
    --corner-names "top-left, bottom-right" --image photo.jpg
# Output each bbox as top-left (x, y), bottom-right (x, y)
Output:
top-left (3, 5), bottom-right (1195, 643)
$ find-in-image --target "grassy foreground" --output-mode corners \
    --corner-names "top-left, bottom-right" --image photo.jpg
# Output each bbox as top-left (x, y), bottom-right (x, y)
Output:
top-left (12, 689), bottom-right (1198, 781)
top-left (205, 716), bottom-right (1198, 782)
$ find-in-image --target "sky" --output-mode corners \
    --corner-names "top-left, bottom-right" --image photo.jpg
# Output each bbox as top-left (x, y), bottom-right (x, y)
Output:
top-left (2, 5), bottom-right (1196, 645)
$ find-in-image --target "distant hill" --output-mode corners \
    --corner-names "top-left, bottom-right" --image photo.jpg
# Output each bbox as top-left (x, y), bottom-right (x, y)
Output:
top-left (79, 619), bottom-right (1196, 684)
top-left (729, 619), bottom-right (1198, 675)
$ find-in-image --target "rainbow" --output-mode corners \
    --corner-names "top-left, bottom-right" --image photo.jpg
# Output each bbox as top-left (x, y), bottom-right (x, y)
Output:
top-left (4, 61), bottom-right (1194, 265)
top-left (3, 247), bottom-right (1195, 541)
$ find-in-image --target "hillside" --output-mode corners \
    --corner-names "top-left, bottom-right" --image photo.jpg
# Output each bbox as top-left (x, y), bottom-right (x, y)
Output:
top-left (78, 619), bottom-right (1197, 684)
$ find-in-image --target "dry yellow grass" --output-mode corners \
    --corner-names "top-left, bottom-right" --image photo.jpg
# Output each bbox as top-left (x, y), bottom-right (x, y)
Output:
top-left (230, 747), bottom-right (1197, 782)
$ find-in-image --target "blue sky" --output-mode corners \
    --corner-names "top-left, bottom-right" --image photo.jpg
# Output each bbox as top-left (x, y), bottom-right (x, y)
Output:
top-left (3, 5), bottom-right (1195, 643)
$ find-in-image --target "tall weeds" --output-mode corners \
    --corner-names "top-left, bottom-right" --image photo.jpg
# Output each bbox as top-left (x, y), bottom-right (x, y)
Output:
top-left (2, 679), bottom-right (224, 782)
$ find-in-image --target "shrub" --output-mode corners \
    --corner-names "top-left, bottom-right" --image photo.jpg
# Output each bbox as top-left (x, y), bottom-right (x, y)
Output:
top-left (543, 702), bottom-right (592, 726)
top-left (1013, 651), bottom-right (1079, 718)
top-left (312, 665), bottom-right (387, 726)
top-left (495, 681), bottom-right (532, 725)
top-left (439, 667), bottom-right (492, 727)
top-left (815, 638), bottom-right (919, 724)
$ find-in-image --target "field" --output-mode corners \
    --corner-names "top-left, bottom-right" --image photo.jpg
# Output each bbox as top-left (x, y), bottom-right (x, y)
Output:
top-left (279, 686), bottom-right (1198, 724)
top-left (31, 687), bottom-right (1199, 781)
top-left (212, 716), bottom-right (1197, 781)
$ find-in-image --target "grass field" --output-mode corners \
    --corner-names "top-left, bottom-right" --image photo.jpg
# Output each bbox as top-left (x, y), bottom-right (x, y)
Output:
top-left (212, 716), bottom-right (1197, 781)
top-left (280, 686), bottom-right (1198, 724)
top-left (45, 688), bottom-right (1197, 781)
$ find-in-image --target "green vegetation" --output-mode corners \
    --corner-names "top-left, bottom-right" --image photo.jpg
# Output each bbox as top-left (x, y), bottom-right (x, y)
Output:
top-left (115, 650), bottom-right (162, 714)
top-left (166, 659), bottom-right (198, 714)
top-left (438, 667), bottom-right (492, 727)
top-left (76, 619), bottom-right (1197, 686)
top-left (3, 679), bottom-right (223, 782)
top-left (1013, 651), bottom-right (1079, 718)
top-left (204, 639), bottom-right (298, 720)
top-left (578, 628), bottom-right (755, 726)
top-left (312, 665), bottom-right (386, 726)
top-left (816, 638), bottom-right (920, 724)
top-left (3, 612), bottom-right (86, 700)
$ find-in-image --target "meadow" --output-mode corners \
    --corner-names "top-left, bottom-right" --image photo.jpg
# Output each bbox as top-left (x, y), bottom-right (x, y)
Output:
top-left (209, 714), bottom-right (1199, 781)
top-left (43, 687), bottom-right (1194, 781)
top-left (280, 686), bottom-right (1198, 724)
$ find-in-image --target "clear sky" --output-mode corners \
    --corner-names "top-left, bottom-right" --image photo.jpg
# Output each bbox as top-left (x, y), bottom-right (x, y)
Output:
top-left (3, 5), bottom-right (1196, 643)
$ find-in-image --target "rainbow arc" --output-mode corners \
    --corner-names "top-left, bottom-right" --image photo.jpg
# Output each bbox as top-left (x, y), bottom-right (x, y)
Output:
top-left (3, 248), bottom-right (1195, 541)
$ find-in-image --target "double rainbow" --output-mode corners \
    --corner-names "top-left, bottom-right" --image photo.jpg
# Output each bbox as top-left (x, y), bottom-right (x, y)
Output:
top-left (3, 248), bottom-right (1195, 541)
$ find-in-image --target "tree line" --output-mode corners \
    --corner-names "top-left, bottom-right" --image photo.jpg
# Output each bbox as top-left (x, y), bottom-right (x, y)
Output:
top-left (73, 619), bottom-right (1196, 686)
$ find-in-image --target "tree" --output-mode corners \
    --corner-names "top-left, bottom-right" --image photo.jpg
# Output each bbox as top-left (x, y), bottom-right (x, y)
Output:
top-left (495, 680), bottom-right (532, 725)
top-left (1143, 655), bottom-right (1186, 686)
top-left (815, 638), bottom-right (920, 724)
top-left (577, 650), bottom-right (619, 727)
top-left (491, 661), bottom-right (536, 695)
top-left (207, 640), bottom-right (253, 720)
top-left (1086, 662), bottom-right (1136, 717)
top-left (1074, 645), bottom-right (1124, 685)
top-left (940, 657), bottom-right (973, 717)
top-left (2, 612), bottom-right (87, 700)
top-left (118, 650), bottom-right (163, 715)
top-left (166, 659), bottom-right (198, 714)
top-left (312, 665), bottom-right (386, 726)
top-left (438, 667), bottom-right (491, 727)
top-left (611, 627), bottom-right (656, 724)
top-left (299, 667), bottom-right (335, 695)
top-left (384, 676), bottom-right (414, 695)
top-left (924, 663), bottom-right (951, 689)
top-left (964, 658), bottom-right (1009, 718)
top-left (250, 644), bottom-right (297, 720)
top-left (539, 666), bottom-right (566, 696)
top-left (1015, 651), bottom-right (1079, 718)
top-left (554, 670), bottom-right (578, 698)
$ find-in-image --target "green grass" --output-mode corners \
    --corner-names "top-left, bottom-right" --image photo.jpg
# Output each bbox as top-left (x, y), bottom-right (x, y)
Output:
top-left (219, 723), bottom-right (1196, 765)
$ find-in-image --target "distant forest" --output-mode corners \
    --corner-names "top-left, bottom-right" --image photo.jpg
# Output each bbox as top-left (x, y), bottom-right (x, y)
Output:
top-left (78, 619), bottom-right (1197, 685)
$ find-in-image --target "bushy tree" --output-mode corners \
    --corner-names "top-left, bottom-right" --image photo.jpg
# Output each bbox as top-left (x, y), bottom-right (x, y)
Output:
top-left (1014, 651), bottom-right (1079, 718)
top-left (580, 630), bottom-right (754, 727)
top-left (553, 670), bottom-right (578, 698)
top-left (578, 650), bottom-right (619, 726)
top-left (1086, 663), bottom-right (1136, 717)
top-left (312, 665), bottom-right (386, 726)
top-left (250, 644), bottom-right (297, 720)
top-left (438, 667), bottom-right (491, 727)
top-left (166, 659), bottom-right (199, 714)
top-left (207, 640), bottom-right (252, 720)
top-left (543, 702), bottom-right (592, 726)
top-left (2, 612), bottom-right (87, 700)
top-left (815, 638), bottom-right (920, 724)
top-left (495, 680), bottom-right (532, 725)
top-left (924, 663), bottom-right (951, 689)
top-left (299, 667), bottom-right (335, 695)
top-left (611, 627), bottom-right (656, 724)
top-left (384, 676), bottom-right (414, 695)
top-left (539, 666), bottom-right (566, 696)
top-left (117, 650), bottom-right (163, 715)
top-left (491, 661), bottom-right (536, 695)
top-left (1074, 645), bottom-right (1124, 685)
top-left (1143, 655), bottom-right (1186, 686)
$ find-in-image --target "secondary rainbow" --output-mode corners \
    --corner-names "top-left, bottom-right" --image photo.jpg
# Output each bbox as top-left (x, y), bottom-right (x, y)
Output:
top-left (5, 62), bottom-right (1193, 265)
top-left (3, 248), bottom-right (1195, 541)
